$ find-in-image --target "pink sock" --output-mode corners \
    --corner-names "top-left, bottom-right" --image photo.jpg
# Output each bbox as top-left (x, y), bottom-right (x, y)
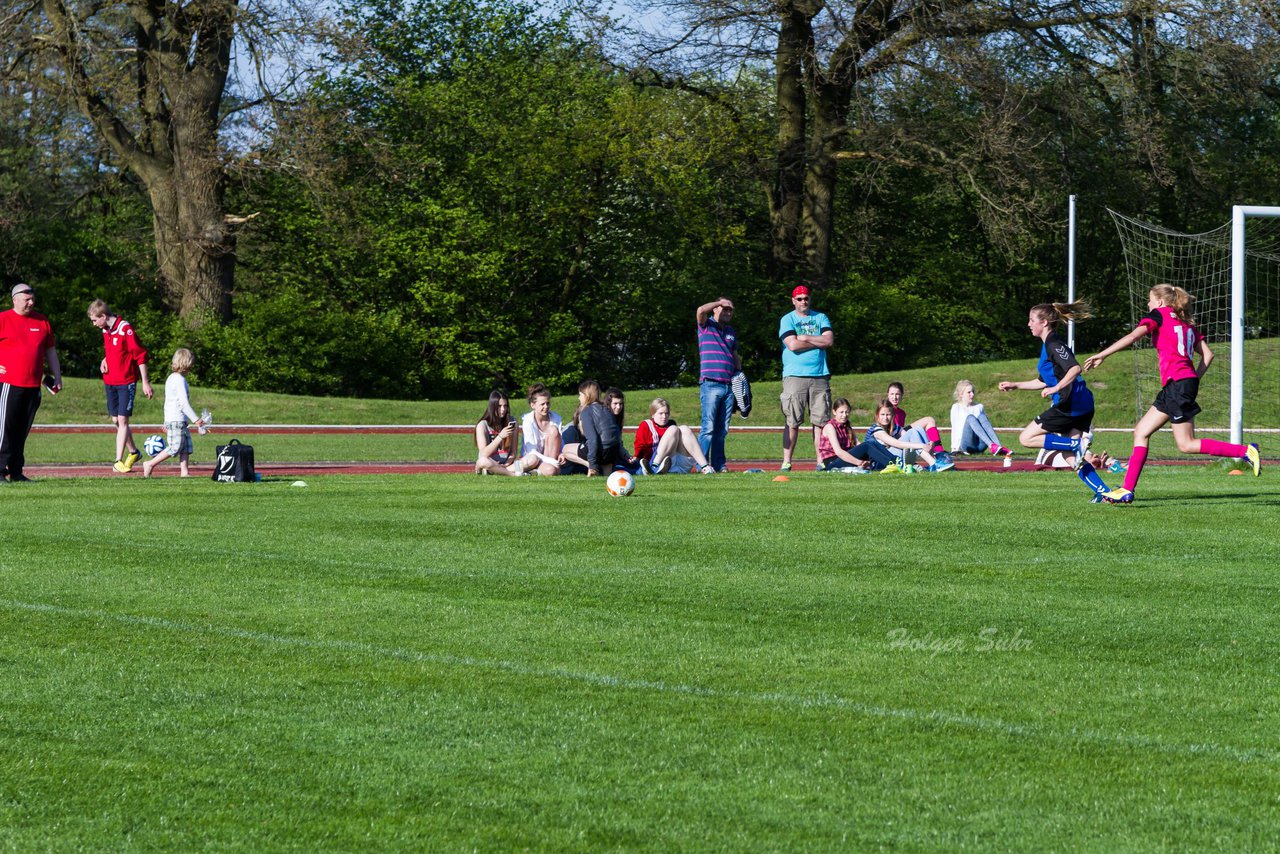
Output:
top-left (1123, 446), bottom-right (1148, 492)
top-left (1199, 438), bottom-right (1247, 457)
top-left (926, 426), bottom-right (942, 450)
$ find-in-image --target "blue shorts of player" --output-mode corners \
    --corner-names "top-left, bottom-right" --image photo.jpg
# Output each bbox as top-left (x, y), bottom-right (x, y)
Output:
top-left (105, 383), bottom-right (137, 417)
top-left (164, 421), bottom-right (193, 456)
top-left (1154, 377), bottom-right (1202, 423)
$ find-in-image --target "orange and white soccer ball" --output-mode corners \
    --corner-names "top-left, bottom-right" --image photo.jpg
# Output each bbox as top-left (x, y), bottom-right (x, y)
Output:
top-left (606, 470), bottom-right (635, 497)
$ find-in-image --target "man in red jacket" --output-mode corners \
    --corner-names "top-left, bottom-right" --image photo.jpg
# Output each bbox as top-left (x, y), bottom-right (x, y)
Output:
top-left (0, 283), bottom-right (62, 482)
top-left (88, 299), bottom-right (154, 472)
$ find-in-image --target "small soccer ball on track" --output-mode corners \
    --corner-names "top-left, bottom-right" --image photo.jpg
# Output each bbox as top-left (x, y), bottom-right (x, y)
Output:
top-left (143, 434), bottom-right (166, 457)
top-left (606, 470), bottom-right (635, 497)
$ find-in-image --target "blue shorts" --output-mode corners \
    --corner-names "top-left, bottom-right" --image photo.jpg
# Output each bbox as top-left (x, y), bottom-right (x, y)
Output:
top-left (105, 383), bottom-right (137, 417)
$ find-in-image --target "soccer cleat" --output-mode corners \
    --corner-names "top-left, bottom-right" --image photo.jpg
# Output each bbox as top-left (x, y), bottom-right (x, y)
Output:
top-left (1247, 443), bottom-right (1261, 477)
top-left (124, 450), bottom-right (141, 469)
top-left (699, 464), bottom-right (715, 474)
top-left (1101, 487), bottom-right (1133, 504)
top-left (1089, 493), bottom-right (1106, 504)
top-left (1073, 432), bottom-right (1092, 471)
top-left (636, 459), bottom-right (651, 476)
top-left (779, 462), bottom-right (792, 472)
top-left (879, 461), bottom-right (903, 475)
top-left (112, 460), bottom-right (131, 473)
top-left (716, 466), bottom-right (730, 474)
top-left (654, 456), bottom-right (672, 475)
top-left (927, 457), bottom-right (955, 473)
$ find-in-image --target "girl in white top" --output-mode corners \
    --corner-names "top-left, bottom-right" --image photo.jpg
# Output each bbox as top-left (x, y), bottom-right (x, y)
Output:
top-left (949, 379), bottom-right (1012, 460)
top-left (518, 383), bottom-right (562, 476)
top-left (142, 348), bottom-right (205, 477)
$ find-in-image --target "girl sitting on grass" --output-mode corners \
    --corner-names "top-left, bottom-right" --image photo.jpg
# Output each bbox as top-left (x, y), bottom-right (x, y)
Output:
top-left (474, 390), bottom-right (523, 476)
top-left (518, 383), bottom-right (562, 476)
top-left (633, 398), bottom-right (715, 474)
top-left (866, 399), bottom-right (953, 472)
top-left (950, 379), bottom-right (1013, 461)
top-left (817, 398), bottom-right (880, 472)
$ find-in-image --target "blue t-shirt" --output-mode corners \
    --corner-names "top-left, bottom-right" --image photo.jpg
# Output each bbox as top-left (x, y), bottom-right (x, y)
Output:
top-left (779, 310), bottom-right (832, 377)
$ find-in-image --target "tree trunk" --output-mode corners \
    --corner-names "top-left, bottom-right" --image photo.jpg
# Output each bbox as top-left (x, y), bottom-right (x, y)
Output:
top-left (769, 5), bottom-right (809, 281)
top-left (800, 81), bottom-right (852, 291)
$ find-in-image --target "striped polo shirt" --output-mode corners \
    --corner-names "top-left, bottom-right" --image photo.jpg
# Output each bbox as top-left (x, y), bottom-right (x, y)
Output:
top-left (697, 320), bottom-right (737, 383)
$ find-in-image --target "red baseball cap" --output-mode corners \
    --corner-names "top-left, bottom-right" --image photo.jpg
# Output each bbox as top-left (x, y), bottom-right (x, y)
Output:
top-left (791, 285), bottom-right (810, 298)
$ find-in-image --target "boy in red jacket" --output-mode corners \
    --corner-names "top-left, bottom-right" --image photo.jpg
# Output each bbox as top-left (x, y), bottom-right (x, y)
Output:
top-left (88, 299), bottom-right (154, 472)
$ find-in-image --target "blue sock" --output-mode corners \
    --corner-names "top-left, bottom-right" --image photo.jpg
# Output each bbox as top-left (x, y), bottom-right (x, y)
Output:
top-left (1077, 463), bottom-right (1108, 494)
top-left (1044, 433), bottom-right (1077, 452)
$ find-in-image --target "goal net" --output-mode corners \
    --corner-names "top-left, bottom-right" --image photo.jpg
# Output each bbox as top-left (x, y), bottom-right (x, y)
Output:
top-left (1108, 206), bottom-right (1280, 446)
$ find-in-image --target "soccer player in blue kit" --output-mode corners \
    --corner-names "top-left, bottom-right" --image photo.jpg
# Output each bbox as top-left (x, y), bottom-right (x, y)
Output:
top-left (999, 301), bottom-right (1113, 502)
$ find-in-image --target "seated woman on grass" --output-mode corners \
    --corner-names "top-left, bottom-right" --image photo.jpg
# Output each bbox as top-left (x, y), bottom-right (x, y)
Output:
top-left (886, 381), bottom-right (947, 457)
top-left (866, 398), bottom-right (954, 472)
top-left (633, 398), bottom-right (715, 474)
top-left (949, 379), bottom-right (1013, 461)
top-left (560, 380), bottom-right (630, 476)
top-left (817, 398), bottom-right (881, 472)
top-left (474, 390), bottom-right (523, 476)
top-left (517, 383), bottom-right (562, 476)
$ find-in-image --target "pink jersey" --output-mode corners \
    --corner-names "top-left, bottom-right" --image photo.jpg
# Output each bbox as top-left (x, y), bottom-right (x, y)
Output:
top-left (1140, 306), bottom-right (1201, 385)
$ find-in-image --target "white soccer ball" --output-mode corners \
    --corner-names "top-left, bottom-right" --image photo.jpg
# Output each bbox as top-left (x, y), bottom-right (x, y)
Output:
top-left (143, 434), bottom-right (166, 457)
top-left (606, 470), bottom-right (635, 497)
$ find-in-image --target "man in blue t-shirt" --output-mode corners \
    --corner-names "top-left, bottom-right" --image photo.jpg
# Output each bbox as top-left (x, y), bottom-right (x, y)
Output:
top-left (696, 296), bottom-right (739, 472)
top-left (778, 285), bottom-right (833, 471)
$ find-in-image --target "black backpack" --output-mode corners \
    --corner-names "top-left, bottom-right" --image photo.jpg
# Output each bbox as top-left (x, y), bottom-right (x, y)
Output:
top-left (211, 439), bottom-right (256, 483)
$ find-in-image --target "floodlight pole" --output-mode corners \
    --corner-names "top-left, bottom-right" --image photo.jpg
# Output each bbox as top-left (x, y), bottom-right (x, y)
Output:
top-left (1067, 195), bottom-right (1077, 351)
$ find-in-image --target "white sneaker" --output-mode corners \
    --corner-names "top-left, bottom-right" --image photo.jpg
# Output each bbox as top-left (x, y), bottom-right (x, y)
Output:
top-left (654, 456), bottom-right (672, 474)
top-left (699, 464), bottom-right (715, 474)
top-left (1074, 432), bottom-right (1092, 471)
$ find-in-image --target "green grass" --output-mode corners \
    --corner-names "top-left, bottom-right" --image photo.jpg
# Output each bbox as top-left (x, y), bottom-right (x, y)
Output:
top-left (3, 469), bottom-right (1279, 849)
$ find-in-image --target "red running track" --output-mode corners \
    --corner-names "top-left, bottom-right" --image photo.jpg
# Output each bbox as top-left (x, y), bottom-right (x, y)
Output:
top-left (23, 457), bottom-right (1202, 479)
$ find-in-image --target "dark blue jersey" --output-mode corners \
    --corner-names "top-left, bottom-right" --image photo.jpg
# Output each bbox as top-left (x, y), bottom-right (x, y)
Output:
top-left (1038, 332), bottom-right (1094, 416)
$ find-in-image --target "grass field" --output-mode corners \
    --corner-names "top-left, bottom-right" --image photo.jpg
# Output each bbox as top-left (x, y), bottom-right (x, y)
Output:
top-left (4, 468), bottom-right (1279, 849)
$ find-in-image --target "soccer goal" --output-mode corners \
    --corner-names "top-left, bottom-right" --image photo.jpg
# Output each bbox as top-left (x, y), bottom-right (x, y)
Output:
top-left (1109, 206), bottom-right (1280, 446)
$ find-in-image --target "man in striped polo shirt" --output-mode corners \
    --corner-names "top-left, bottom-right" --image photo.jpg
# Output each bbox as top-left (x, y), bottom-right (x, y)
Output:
top-left (696, 297), bottom-right (739, 472)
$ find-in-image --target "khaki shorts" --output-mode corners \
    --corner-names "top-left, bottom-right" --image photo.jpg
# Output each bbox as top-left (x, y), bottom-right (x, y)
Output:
top-left (780, 376), bottom-right (831, 428)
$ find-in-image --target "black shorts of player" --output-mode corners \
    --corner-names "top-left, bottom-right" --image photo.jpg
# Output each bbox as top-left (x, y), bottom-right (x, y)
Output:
top-left (1034, 407), bottom-right (1093, 436)
top-left (1153, 377), bottom-right (1202, 423)
top-left (104, 382), bottom-right (137, 417)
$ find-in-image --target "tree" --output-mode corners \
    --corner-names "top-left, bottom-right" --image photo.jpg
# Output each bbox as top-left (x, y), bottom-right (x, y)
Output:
top-left (626, 0), bottom-right (1144, 291)
top-left (2, 0), bottom-right (318, 325)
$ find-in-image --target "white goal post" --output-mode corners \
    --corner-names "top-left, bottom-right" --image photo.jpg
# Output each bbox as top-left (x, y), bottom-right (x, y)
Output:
top-left (1110, 205), bottom-right (1280, 447)
top-left (1231, 206), bottom-right (1280, 444)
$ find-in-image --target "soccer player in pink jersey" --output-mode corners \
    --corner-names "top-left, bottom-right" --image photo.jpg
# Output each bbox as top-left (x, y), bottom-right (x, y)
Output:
top-left (1083, 284), bottom-right (1261, 503)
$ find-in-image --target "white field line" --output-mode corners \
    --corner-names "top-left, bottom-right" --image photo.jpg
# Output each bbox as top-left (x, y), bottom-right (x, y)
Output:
top-left (5, 597), bottom-right (1276, 766)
